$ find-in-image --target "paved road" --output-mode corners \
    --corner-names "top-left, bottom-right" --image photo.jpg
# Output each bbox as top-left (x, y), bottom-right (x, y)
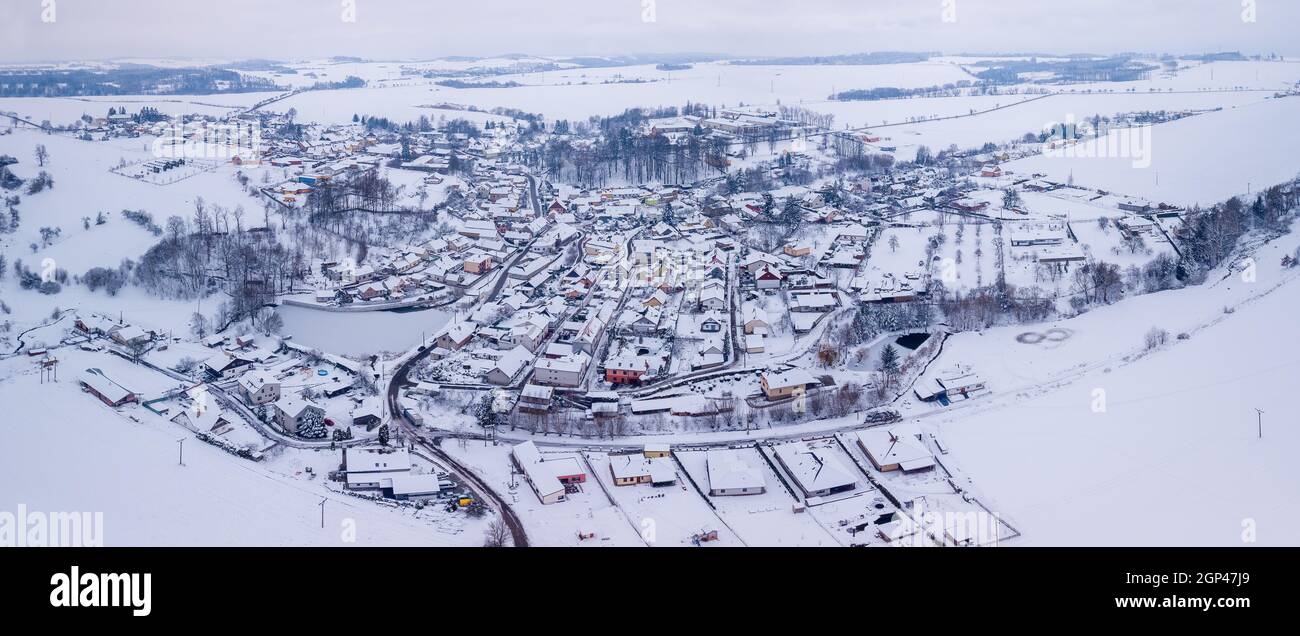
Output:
top-left (386, 349), bottom-right (529, 546)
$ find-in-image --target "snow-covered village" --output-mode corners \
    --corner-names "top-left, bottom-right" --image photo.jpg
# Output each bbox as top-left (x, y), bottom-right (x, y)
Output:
top-left (2, 0), bottom-right (1299, 579)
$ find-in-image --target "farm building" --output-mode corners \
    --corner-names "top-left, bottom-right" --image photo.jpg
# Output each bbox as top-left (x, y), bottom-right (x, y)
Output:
top-left (78, 370), bottom-right (137, 407)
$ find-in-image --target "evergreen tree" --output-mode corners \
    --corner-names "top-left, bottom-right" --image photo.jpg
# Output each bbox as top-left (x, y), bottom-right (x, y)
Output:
top-left (476, 394), bottom-right (500, 431)
top-left (297, 409), bottom-right (326, 439)
top-left (851, 303), bottom-right (877, 344)
top-left (780, 196), bottom-right (803, 227)
top-left (878, 344), bottom-right (900, 377)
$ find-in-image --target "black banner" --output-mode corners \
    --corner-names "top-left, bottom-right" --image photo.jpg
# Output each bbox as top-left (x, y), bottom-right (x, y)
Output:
top-left (0, 547), bottom-right (1291, 621)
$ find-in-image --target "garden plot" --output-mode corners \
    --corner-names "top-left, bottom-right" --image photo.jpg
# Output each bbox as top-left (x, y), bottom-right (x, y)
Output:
top-left (112, 157), bottom-right (220, 185)
top-left (858, 226), bottom-right (932, 289)
top-left (142, 339), bottom-right (220, 375)
top-left (588, 451), bottom-right (734, 547)
top-left (1070, 215), bottom-right (1176, 267)
top-left (675, 448), bottom-right (838, 546)
top-left (929, 217), bottom-right (1003, 291)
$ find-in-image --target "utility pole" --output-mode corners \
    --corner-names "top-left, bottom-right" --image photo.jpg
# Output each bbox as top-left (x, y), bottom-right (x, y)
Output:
top-left (319, 498), bottom-right (327, 528)
top-left (177, 438), bottom-right (185, 466)
top-left (1255, 408), bottom-right (1264, 439)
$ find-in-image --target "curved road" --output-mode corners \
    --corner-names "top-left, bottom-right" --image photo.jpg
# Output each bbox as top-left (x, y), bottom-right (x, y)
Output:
top-left (386, 347), bottom-right (529, 546)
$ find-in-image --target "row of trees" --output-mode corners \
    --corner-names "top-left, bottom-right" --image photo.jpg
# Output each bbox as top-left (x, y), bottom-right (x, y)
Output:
top-left (1176, 184), bottom-right (1299, 278)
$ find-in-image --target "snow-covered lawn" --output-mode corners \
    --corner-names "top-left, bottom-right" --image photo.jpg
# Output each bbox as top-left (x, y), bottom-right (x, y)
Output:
top-left (675, 448), bottom-right (838, 546)
top-left (587, 451), bottom-right (734, 547)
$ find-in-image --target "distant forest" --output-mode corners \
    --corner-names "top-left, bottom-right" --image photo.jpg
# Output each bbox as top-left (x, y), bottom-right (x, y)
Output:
top-left (831, 81), bottom-right (982, 101)
top-left (731, 52), bottom-right (934, 66)
top-left (969, 56), bottom-right (1156, 83)
top-left (0, 66), bottom-right (282, 97)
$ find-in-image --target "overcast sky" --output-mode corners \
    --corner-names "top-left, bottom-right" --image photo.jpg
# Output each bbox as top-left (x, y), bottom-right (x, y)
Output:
top-left (1, 0), bottom-right (1295, 64)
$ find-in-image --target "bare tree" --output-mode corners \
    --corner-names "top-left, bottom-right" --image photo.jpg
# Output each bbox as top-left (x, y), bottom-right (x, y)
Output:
top-left (483, 517), bottom-right (510, 547)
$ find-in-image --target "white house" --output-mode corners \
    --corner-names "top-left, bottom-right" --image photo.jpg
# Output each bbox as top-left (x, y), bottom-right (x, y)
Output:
top-left (484, 346), bottom-right (532, 385)
top-left (856, 429), bottom-right (936, 473)
top-left (273, 394), bottom-right (324, 436)
top-left (705, 449), bottom-right (766, 496)
top-left (343, 446), bottom-right (412, 490)
top-left (237, 370), bottom-right (280, 405)
top-left (532, 352), bottom-right (590, 387)
top-left (773, 441), bottom-right (858, 498)
top-left (511, 441), bottom-right (587, 505)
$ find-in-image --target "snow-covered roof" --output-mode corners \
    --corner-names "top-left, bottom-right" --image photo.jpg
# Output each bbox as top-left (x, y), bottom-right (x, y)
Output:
top-left (773, 442), bottom-right (857, 495)
top-left (344, 446), bottom-right (411, 474)
top-left (609, 454), bottom-right (675, 483)
top-left (763, 368), bottom-right (818, 390)
top-left (706, 449), bottom-right (766, 492)
top-left (78, 370), bottom-right (134, 404)
top-left (237, 369), bottom-right (278, 394)
top-left (273, 394), bottom-right (320, 419)
top-left (857, 429), bottom-right (935, 472)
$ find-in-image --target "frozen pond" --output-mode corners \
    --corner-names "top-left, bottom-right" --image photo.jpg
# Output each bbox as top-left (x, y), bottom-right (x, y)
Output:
top-left (278, 304), bottom-right (453, 357)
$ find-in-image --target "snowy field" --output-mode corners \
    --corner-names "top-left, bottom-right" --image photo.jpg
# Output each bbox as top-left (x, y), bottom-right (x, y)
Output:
top-left (1009, 95), bottom-right (1300, 207)
top-left (0, 93), bottom-right (273, 125)
top-left (0, 127), bottom-right (268, 333)
top-left (916, 223), bottom-right (1300, 545)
